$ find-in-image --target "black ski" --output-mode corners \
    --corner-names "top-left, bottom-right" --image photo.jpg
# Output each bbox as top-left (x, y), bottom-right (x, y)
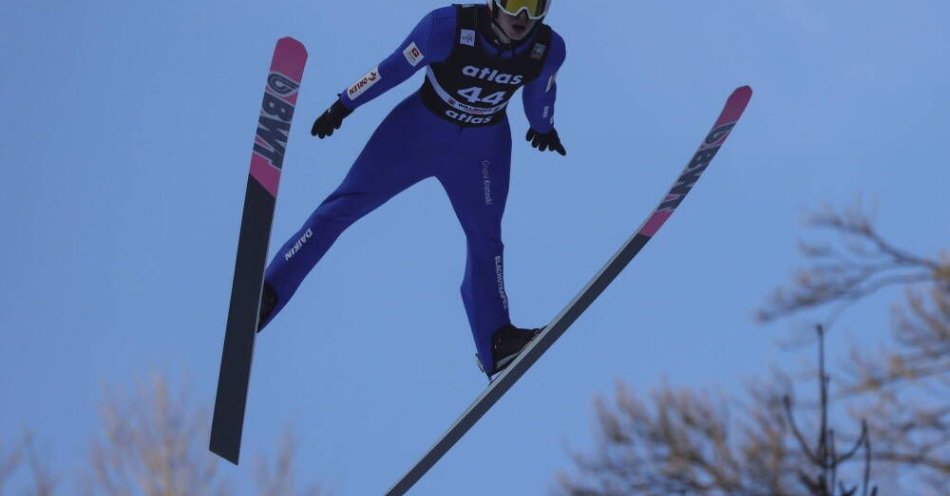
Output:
top-left (210, 37), bottom-right (308, 465)
top-left (385, 86), bottom-right (753, 495)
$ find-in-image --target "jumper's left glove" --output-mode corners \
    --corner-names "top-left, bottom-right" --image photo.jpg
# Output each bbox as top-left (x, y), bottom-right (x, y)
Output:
top-left (526, 128), bottom-right (567, 156)
top-left (311, 98), bottom-right (353, 139)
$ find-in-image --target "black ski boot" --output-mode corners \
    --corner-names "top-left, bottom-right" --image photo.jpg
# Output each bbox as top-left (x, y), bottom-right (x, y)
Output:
top-left (257, 282), bottom-right (278, 333)
top-left (478, 324), bottom-right (542, 378)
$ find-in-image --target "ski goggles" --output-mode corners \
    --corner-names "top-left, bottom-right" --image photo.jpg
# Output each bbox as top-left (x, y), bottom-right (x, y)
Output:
top-left (493, 0), bottom-right (551, 20)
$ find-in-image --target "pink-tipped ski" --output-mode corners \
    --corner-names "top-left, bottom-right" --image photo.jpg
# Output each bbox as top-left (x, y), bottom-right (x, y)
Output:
top-left (640, 86), bottom-right (752, 237)
top-left (211, 37), bottom-right (310, 466)
top-left (250, 37), bottom-right (308, 198)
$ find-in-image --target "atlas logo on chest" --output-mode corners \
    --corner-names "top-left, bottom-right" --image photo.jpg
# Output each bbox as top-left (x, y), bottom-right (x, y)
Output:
top-left (461, 66), bottom-right (523, 85)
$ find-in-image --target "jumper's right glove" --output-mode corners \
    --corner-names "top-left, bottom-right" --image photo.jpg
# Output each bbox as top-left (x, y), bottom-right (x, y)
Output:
top-left (311, 98), bottom-right (353, 138)
top-left (526, 128), bottom-right (567, 156)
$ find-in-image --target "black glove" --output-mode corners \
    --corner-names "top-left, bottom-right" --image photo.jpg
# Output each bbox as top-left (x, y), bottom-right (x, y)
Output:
top-left (311, 98), bottom-right (353, 138)
top-left (526, 128), bottom-right (566, 156)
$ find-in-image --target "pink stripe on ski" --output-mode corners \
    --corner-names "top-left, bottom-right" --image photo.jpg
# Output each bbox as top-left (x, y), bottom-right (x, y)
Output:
top-left (251, 154), bottom-right (281, 197)
top-left (640, 210), bottom-right (672, 237)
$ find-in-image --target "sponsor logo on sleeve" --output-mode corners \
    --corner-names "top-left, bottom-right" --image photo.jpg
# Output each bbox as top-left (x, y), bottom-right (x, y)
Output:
top-left (347, 67), bottom-right (381, 100)
top-left (460, 29), bottom-right (476, 47)
top-left (284, 228), bottom-right (314, 261)
top-left (494, 255), bottom-right (509, 310)
top-left (481, 160), bottom-right (494, 205)
top-left (546, 72), bottom-right (557, 92)
top-left (530, 43), bottom-right (547, 60)
top-left (403, 42), bottom-right (425, 67)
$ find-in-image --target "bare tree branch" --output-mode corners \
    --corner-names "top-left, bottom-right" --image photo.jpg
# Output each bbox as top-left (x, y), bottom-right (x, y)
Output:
top-left (4, 374), bottom-right (326, 496)
top-left (0, 430), bottom-right (58, 496)
top-left (255, 428), bottom-right (323, 496)
top-left (559, 200), bottom-right (947, 495)
top-left (784, 327), bottom-right (876, 496)
top-left (758, 201), bottom-right (949, 493)
top-left (556, 378), bottom-right (804, 496)
top-left (82, 373), bottom-right (227, 496)
top-left (0, 432), bottom-right (28, 496)
top-left (757, 202), bottom-right (943, 324)
top-left (25, 431), bottom-right (57, 496)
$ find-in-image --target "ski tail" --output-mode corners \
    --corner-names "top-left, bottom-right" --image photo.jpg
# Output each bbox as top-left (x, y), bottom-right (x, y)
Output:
top-left (384, 85), bottom-right (752, 495)
top-left (210, 37), bottom-right (308, 465)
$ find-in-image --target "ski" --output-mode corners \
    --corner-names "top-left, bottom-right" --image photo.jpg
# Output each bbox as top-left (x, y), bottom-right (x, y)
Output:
top-left (385, 86), bottom-right (753, 495)
top-left (210, 37), bottom-right (308, 465)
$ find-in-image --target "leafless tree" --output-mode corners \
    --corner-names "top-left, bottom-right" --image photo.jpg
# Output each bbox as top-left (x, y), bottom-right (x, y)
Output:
top-left (756, 201), bottom-right (944, 324)
top-left (783, 326), bottom-right (876, 496)
top-left (4, 373), bottom-right (324, 496)
top-left (557, 201), bottom-right (945, 495)
top-left (841, 286), bottom-right (949, 493)
top-left (556, 338), bottom-right (875, 496)
top-left (0, 433), bottom-right (27, 495)
top-left (556, 376), bottom-right (802, 496)
top-left (0, 430), bottom-right (58, 496)
top-left (254, 429), bottom-right (323, 496)
top-left (82, 373), bottom-right (229, 496)
top-left (78, 372), bottom-right (325, 496)
top-left (25, 433), bottom-right (58, 496)
top-left (758, 202), bottom-right (949, 494)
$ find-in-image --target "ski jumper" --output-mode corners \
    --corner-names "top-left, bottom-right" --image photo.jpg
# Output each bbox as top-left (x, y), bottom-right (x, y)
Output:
top-left (263, 5), bottom-right (566, 371)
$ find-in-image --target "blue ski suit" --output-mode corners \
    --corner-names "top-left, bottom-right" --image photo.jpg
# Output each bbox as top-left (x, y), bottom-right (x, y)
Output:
top-left (263, 5), bottom-right (566, 371)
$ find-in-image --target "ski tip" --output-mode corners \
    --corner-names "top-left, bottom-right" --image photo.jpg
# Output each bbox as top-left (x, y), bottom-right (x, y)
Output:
top-left (716, 85), bottom-right (752, 123)
top-left (731, 85), bottom-right (753, 101)
top-left (276, 36), bottom-right (308, 57)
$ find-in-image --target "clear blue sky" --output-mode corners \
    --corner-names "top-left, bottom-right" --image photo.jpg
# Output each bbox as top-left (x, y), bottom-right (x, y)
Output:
top-left (1, 1), bottom-right (947, 494)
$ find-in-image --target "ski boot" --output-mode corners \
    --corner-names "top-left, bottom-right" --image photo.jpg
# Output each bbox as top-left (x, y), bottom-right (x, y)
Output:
top-left (477, 324), bottom-right (542, 378)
